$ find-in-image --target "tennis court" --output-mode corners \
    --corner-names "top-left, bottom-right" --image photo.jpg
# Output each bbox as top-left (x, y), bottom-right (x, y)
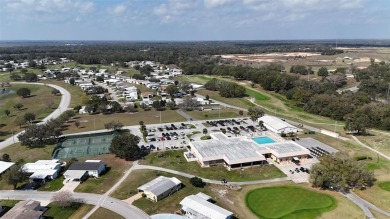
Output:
top-left (52, 132), bottom-right (116, 159)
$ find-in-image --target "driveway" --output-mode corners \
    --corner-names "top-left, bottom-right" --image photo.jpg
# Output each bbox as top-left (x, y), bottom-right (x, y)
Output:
top-left (0, 82), bottom-right (71, 150)
top-left (60, 179), bottom-right (80, 192)
top-left (271, 158), bottom-right (319, 183)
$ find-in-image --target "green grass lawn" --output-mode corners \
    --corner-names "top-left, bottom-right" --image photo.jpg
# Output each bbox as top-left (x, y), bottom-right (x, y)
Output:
top-left (140, 150), bottom-right (286, 182)
top-left (45, 80), bottom-right (87, 108)
top-left (186, 108), bottom-right (240, 120)
top-left (43, 203), bottom-right (93, 219)
top-left (379, 181), bottom-right (390, 192)
top-left (0, 84), bottom-right (61, 140)
top-left (38, 175), bottom-right (64, 191)
top-left (246, 186), bottom-right (337, 219)
top-left (89, 208), bottom-right (125, 219)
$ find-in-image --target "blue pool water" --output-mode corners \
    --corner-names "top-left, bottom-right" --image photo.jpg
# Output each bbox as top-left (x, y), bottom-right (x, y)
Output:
top-left (252, 137), bottom-right (276, 144)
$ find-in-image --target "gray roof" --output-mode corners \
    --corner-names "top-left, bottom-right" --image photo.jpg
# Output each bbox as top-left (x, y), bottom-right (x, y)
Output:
top-left (295, 138), bottom-right (338, 153)
top-left (138, 176), bottom-right (181, 196)
top-left (67, 161), bottom-right (104, 171)
top-left (2, 200), bottom-right (43, 219)
top-left (190, 136), bottom-right (266, 164)
top-left (262, 141), bottom-right (310, 158)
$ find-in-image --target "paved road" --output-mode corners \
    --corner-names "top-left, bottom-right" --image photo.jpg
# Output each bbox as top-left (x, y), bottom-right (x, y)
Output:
top-left (0, 82), bottom-right (71, 150)
top-left (352, 135), bottom-right (390, 161)
top-left (133, 164), bottom-right (291, 185)
top-left (83, 161), bottom-right (142, 219)
top-left (176, 109), bottom-right (193, 121)
top-left (344, 192), bottom-right (390, 218)
top-left (0, 190), bottom-right (150, 219)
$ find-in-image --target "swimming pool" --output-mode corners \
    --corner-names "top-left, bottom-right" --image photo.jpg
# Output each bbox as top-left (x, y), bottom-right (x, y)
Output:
top-left (252, 136), bottom-right (276, 144)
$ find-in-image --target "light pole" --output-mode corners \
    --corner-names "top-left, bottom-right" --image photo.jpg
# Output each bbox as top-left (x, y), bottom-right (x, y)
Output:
top-left (160, 110), bottom-right (162, 124)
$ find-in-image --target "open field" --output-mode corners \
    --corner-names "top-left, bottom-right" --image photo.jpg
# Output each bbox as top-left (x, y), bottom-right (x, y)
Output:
top-left (89, 208), bottom-right (125, 219)
top-left (75, 154), bottom-right (132, 194)
top-left (356, 134), bottom-right (390, 157)
top-left (379, 181), bottom-right (390, 192)
top-left (44, 203), bottom-right (94, 219)
top-left (62, 110), bottom-right (186, 134)
top-left (246, 186), bottom-right (336, 219)
top-left (112, 170), bottom-right (217, 216)
top-left (0, 84), bottom-right (61, 141)
top-left (45, 80), bottom-right (87, 107)
top-left (186, 108), bottom-right (240, 120)
top-left (139, 149), bottom-right (286, 182)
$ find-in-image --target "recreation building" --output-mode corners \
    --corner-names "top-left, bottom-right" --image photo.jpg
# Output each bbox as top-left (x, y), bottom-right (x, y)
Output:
top-left (189, 133), bottom-right (310, 169)
top-left (257, 115), bottom-right (299, 134)
top-left (138, 176), bottom-right (182, 202)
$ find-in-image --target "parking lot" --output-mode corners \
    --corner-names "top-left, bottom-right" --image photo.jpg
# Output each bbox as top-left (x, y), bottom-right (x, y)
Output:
top-left (127, 117), bottom-right (263, 153)
top-left (273, 158), bottom-right (319, 183)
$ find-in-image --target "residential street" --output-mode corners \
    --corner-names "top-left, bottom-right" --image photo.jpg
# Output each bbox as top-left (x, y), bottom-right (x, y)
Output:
top-left (0, 190), bottom-right (150, 219)
top-left (0, 82), bottom-right (71, 150)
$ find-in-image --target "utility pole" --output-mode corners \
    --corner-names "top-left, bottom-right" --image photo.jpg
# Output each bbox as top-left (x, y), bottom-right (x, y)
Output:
top-left (160, 110), bottom-right (162, 124)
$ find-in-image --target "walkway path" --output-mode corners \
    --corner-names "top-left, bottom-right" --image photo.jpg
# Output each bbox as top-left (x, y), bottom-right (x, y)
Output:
top-left (82, 161), bottom-right (142, 219)
top-left (132, 163), bottom-right (291, 185)
top-left (176, 109), bottom-right (193, 121)
top-left (351, 136), bottom-right (390, 161)
top-left (0, 82), bottom-right (71, 150)
top-left (344, 192), bottom-right (390, 218)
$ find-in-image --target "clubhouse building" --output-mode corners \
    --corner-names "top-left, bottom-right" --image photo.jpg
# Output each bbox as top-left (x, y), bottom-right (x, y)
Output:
top-left (189, 133), bottom-right (310, 169)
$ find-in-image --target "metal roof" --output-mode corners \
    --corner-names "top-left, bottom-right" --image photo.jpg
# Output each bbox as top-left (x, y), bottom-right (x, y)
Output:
top-left (67, 161), bottom-right (104, 171)
top-left (0, 161), bottom-right (15, 174)
top-left (258, 115), bottom-right (297, 131)
top-left (138, 176), bottom-right (181, 196)
top-left (180, 195), bottom-right (233, 219)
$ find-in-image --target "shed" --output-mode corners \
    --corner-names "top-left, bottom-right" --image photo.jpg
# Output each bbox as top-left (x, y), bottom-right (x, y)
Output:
top-left (138, 176), bottom-right (181, 202)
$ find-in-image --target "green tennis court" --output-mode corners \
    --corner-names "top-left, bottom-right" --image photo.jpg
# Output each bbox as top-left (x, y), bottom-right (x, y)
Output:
top-left (52, 132), bottom-right (116, 159)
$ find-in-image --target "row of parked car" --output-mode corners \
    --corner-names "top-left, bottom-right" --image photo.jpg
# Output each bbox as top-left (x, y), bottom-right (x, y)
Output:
top-left (155, 123), bottom-right (189, 132)
top-left (290, 167), bottom-right (310, 174)
top-left (206, 119), bottom-right (243, 127)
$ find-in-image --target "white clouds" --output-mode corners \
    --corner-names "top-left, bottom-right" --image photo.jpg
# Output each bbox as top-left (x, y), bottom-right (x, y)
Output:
top-left (204, 0), bottom-right (234, 8)
top-left (112, 4), bottom-right (127, 15)
top-left (153, 0), bottom-right (199, 23)
top-left (2, 0), bottom-right (95, 13)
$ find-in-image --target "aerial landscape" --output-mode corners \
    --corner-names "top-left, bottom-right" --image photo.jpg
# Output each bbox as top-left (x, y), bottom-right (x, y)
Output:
top-left (0, 0), bottom-right (389, 219)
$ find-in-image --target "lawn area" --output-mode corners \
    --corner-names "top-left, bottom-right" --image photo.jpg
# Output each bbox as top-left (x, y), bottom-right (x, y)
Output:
top-left (63, 109), bottom-right (186, 134)
top-left (74, 154), bottom-right (132, 194)
top-left (139, 149), bottom-right (286, 182)
top-left (186, 108), bottom-right (240, 120)
top-left (246, 186), bottom-right (336, 219)
top-left (0, 84), bottom-right (61, 141)
top-left (0, 200), bottom-right (21, 217)
top-left (112, 170), bottom-right (215, 215)
top-left (379, 181), bottom-right (390, 192)
top-left (44, 203), bottom-right (94, 219)
top-left (38, 172), bottom-right (65, 191)
top-left (45, 80), bottom-right (87, 108)
top-left (89, 208), bottom-right (125, 219)
top-left (197, 89), bottom-right (255, 108)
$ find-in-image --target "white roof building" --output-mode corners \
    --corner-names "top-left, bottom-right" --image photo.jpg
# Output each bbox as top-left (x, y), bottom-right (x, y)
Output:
top-left (0, 161), bottom-right (15, 175)
top-left (138, 176), bottom-right (182, 202)
top-left (258, 115), bottom-right (299, 134)
top-left (22, 160), bottom-right (61, 181)
top-left (180, 193), bottom-right (233, 219)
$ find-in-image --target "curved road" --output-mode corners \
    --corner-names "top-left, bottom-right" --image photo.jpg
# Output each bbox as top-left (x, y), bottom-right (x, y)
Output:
top-left (0, 190), bottom-right (150, 219)
top-left (0, 82), bottom-right (71, 150)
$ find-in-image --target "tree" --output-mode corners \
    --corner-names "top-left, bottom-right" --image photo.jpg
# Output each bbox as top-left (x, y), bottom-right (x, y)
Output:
top-left (258, 120), bottom-right (265, 129)
top-left (247, 106), bottom-right (264, 123)
top-left (4, 109), bottom-right (10, 117)
top-left (13, 103), bottom-right (24, 110)
top-left (205, 95), bottom-right (210, 100)
top-left (16, 88), bottom-right (31, 98)
top-left (25, 73), bottom-right (38, 82)
top-left (1, 153), bottom-right (11, 162)
top-left (69, 78), bottom-right (75, 85)
top-left (189, 177), bottom-right (206, 188)
top-left (4, 165), bottom-right (28, 189)
top-left (165, 85), bottom-right (178, 96)
top-left (18, 124), bottom-right (56, 148)
top-left (109, 101), bottom-right (122, 113)
top-left (179, 81), bottom-right (192, 93)
top-left (203, 128), bottom-right (208, 135)
top-left (344, 113), bottom-right (371, 135)
top-left (95, 76), bottom-right (104, 82)
top-left (51, 191), bottom-right (75, 208)
top-left (15, 116), bottom-right (26, 127)
top-left (317, 67), bottom-right (329, 80)
top-left (110, 133), bottom-right (141, 161)
top-left (51, 88), bottom-right (61, 96)
top-left (74, 120), bottom-right (81, 129)
top-left (152, 100), bottom-right (163, 111)
top-left (24, 112), bottom-right (36, 123)
top-left (310, 152), bottom-right (375, 191)
top-left (104, 121), bottom-right (124, 131)
top-left (166, 101), bottom-right (176, 110)
top-left (28, 60), bottom-right (37, 68)
top-left (180, 96), bottom-right (199, 111)
top-left (239, 110), bottom-right (243, 117)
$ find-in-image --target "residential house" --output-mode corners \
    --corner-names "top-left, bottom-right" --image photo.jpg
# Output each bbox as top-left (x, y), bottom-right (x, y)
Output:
top-left (138, 176), bottom-right (182, 202)
top-left (22, 160), bottom-right (62, 183)
top-left (180, 193), bottom-right (233, 219)
top-left (64, 160), bottom-right (106, 181)
top-left (2, 200), bottom-right (45, 219)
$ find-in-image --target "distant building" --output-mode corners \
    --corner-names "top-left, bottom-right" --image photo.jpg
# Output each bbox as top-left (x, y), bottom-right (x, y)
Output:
top-left (180, 193), bottom-right (233, 219)
top-left (2, 200), bottom-right (45, 219)
top-left (138, 176), bottom-right (182, 202)
top-left (64, 160), bottom-right (106, 181)
top-left (257, 115), bottom-right (299, 134)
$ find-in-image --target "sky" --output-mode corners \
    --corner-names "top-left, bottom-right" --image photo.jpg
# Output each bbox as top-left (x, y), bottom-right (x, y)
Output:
top-left (0, 0), bottom-right (389, 41)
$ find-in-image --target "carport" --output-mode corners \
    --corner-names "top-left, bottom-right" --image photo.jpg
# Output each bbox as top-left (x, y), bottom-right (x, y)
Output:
top-left (63, 170), bottom-right (87, 181)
